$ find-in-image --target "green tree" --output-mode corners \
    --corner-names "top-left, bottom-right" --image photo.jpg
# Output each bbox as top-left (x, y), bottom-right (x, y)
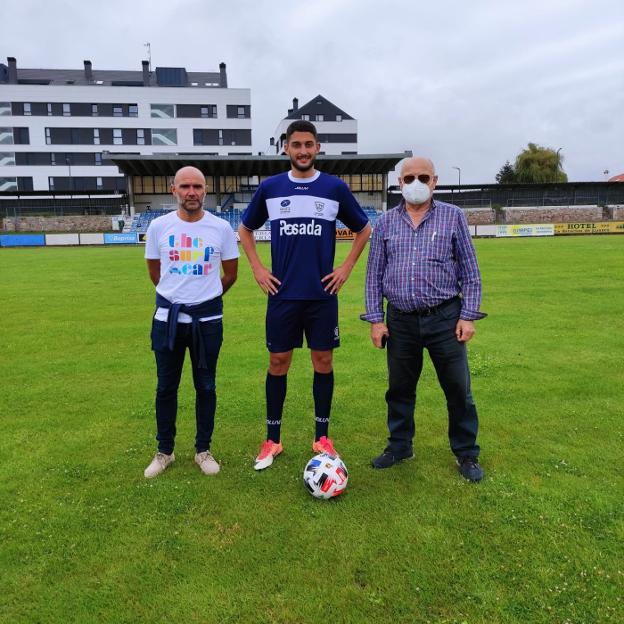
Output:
top-left (496, 160), bottom-right (516, 184)
top-left (514, 143), bottom-right (567, 183)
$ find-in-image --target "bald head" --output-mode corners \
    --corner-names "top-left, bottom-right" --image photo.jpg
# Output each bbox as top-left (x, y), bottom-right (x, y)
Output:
top-left (171, 166), bottom-right (206, 218)
top-left (399, 157), bottom-right (436, 178)
top-left (173, 166), bottom-right (205, 185)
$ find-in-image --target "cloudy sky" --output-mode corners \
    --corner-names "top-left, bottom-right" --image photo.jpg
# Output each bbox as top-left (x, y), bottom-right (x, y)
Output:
top-left (3, 0), bottom-right (623, 183)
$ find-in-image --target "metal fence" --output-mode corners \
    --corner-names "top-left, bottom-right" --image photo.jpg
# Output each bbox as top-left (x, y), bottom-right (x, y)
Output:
top-left (1, 196), bottom-right (127, 217)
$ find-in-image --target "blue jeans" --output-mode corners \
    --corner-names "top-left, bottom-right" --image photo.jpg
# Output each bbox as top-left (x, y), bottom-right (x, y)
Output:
top-left (385, 299), bottom-right (480, 458)
top-left (151, 319), bottom-right (223, 455)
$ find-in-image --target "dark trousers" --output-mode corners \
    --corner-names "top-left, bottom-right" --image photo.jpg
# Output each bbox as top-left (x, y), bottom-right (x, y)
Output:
top-left (151, 319), bottom-right (223, 455)
top-left (385, 299), bottom-right (480, 458)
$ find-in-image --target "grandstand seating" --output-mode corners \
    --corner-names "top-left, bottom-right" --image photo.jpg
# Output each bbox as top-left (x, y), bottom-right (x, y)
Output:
top-left (129, 209), bottom-right (169, 233)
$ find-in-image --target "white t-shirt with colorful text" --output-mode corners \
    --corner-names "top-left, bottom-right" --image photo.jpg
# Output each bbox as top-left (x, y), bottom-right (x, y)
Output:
top-left (144, 210), bottom-right (239, 322)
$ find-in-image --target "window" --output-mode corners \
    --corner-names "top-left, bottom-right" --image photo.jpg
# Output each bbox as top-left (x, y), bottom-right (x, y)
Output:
top-left (301, 114), bottom-right (310, 121)
top-left (96, 177), bottom-right (103, 190)
top-left (154, 176), bottom-right (168, 193)
top-left (95, 152), bottom-right (102, 166)
top-left (0, 128), bottom-right (14, 144)
top-left (129, 104), bottom-right (138, 117)
top-left (137, 129), bottom-right (145, 145)
top-left (152, 128), bottom-right (177, 146)
top-left (113, 129), bottom-right (123, 145)
top-left (218, 129), bottom-right (223, 146)
top-left (336, 115), bottom-right (342, 122)
top-left (0, 102), bottom-right (10, 116)
top-left (23, 103), bottom-right (32, 116)
top-left (0, 177), bottom-right (18, 191)
top-left (47, 103), bottom-right (53, 116)
top-left (48, 177), bottom-right (55, 191)
top-left (150, 104), bottom-right (175, 119)
top-left (316, 114), bottom-right (324, 121)
top-left (227, 104), bottom-right (250, 119)
top-left (142, 176), bottom-right (154, 193)
top-left (200, 105), bottom-right (217, 118)
top-left (63, 103), bottom-right (71, 117)
top-left (91, 104), bottom-right (98, 116)
top-left (0, 152), bottom-right (15, 166)
top-left (50, 153), bottom-right (57, 166)
top-left (113, 105), bottom-right (123, 117)
top-left (93, 129), bottom-right (100, 145)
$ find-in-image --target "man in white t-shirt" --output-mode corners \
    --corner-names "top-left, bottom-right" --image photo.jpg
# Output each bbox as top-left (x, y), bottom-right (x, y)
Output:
top-left (143, 166), bottom-right (239, 478)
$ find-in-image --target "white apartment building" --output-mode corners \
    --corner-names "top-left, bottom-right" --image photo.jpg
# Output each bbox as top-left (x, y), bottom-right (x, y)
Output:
top-left (268, 95), bottom-right (357, 156)
top-left (0, 57), bottom-right (251, 192)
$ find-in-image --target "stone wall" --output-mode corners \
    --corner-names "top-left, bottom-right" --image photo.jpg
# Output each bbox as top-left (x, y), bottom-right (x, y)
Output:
top-left (464, 209), bottom-right (495, 225)
top-left (2, 215), bottom-right (113, 233)
top-left (503, 205), bottom-right (603, 224)
top-left (609, 205), bottom-right (624, 220)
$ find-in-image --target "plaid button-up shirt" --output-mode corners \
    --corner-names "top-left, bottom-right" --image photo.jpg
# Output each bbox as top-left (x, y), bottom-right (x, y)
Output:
top-left (361, 199), bottom-right (486, 323)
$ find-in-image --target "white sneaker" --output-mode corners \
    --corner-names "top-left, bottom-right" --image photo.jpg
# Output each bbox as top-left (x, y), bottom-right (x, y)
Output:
top-left (195, 451), bottom-right (220, 475)
top-left (144, 452), bottom-right (175, 478)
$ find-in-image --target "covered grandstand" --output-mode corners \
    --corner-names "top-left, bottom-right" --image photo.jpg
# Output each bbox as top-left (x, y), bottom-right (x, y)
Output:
top-left (107, 152), bottom-right (407, 230)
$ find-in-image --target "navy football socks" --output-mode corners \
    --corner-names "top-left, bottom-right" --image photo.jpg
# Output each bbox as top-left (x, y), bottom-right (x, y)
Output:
top-left (266, 372), bottom-right (287, 443)
top-left (313, 370), bottom-right (334, 441)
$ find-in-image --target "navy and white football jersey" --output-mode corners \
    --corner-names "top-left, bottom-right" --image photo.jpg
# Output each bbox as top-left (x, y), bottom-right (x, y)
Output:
top-left (242, 170), bottom-right (368, 300)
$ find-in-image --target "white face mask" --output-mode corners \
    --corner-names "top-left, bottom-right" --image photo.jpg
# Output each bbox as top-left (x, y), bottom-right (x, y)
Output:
top-left (401, 179), bottom-right (431, 205)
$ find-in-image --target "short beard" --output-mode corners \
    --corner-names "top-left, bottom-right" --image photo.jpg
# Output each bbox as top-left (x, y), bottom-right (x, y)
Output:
top-left (176, 196), bottom-right (204, 213)
top-left (290, 154), bottom-right (316, 173)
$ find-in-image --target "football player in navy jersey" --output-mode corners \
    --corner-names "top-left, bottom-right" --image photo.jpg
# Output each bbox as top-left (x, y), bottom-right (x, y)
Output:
top-left (239, 120), bottom-right (371, 470)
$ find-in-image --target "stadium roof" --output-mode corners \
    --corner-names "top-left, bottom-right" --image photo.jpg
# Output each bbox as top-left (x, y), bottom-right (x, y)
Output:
top-left (105, 152), bottom-right (410, 177)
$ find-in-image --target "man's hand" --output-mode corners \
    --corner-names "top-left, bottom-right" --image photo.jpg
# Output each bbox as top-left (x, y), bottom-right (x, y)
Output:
top-left (252, 265), bottom-right (281, 295)
top-left (455, 319), bottom-right (475, 342)
top-left (370, 322), bottom-right (389, 349)
top-left (321, 263), bottom-right (353, 294)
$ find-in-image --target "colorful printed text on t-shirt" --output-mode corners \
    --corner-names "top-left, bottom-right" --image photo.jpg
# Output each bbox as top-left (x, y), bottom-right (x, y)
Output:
top-left (168, 233), bottom-right (215, 276)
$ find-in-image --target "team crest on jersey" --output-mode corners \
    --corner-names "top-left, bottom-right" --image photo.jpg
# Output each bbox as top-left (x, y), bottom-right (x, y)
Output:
top-left (315, 201), bottom-right (325, 215)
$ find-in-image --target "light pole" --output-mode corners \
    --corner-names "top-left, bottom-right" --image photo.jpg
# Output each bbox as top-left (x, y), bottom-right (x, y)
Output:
top-left (555, 147), bottom-right (562, 182)
top-left (452, 166), bottom-right (461, 188)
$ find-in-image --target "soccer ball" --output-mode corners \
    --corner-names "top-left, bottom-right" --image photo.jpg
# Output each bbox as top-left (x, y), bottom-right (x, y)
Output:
top-left (303, 452), bottom-right (348, 499)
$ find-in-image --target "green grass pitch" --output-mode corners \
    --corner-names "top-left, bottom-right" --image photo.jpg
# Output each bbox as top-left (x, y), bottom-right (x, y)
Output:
top-left (0, 236), bottom-right (622, 623)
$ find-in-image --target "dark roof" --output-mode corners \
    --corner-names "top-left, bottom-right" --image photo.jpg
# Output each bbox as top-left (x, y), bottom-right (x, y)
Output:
top-left (286, 94), bottom-right (354, 121)
top-left (105, 152), bottom-right (409, 178)
top-left (0, 65), bottom-right (222, 87)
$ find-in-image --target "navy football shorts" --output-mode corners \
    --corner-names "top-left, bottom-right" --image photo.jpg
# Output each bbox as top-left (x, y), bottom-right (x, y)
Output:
top-left (266, 298), bottom-right (340, 353)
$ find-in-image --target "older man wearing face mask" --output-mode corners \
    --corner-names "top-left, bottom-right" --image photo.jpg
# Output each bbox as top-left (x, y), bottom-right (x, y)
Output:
top-left (361, 156), bottom-right (486, 481)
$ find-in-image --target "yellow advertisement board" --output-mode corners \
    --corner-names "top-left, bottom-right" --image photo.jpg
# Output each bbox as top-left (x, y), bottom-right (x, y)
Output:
top-left (496, 224), bottom-right (554, 237)
top-left (336, 228), bottom-right (355, 240)
top-left (554, 222), bottom-right (624, 235)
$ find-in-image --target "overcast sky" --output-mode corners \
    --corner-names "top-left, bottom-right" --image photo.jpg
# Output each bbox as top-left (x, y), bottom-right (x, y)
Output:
top-left (3, 0), bottom-right (623, 184)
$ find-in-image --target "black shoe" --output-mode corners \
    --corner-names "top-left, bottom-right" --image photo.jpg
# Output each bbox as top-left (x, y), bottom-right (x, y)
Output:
top-left (456, 456), bottom-right (484, 482)
top-left (371, 449), bottom-right (415, 469)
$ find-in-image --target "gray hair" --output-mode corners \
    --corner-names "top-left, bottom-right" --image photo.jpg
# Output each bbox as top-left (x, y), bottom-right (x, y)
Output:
top-left (397, 156), bottom-right (436, 177)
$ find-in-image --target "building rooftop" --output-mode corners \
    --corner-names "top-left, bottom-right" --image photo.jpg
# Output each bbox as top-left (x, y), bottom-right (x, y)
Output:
top-left (284, 94), bottom-right (354, 120)
top-left (0, 57), bottom-right (228, 88)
